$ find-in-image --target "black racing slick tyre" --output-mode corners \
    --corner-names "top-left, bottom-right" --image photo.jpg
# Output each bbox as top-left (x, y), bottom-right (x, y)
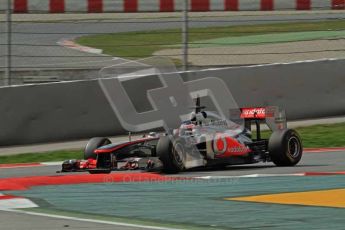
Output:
top-left (268, 129), bottom-right (303, 166)
top-left (84, 137), bottom-right (111, 160)
top-left (156, 136), bottom-right (186, 174)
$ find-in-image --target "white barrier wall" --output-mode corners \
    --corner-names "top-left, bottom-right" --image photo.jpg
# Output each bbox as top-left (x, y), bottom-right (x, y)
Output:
top-left (0, 58), bottom-right (344, 145)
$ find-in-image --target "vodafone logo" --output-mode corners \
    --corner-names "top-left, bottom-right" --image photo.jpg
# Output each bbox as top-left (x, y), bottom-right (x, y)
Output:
top-left (240, 108), bottom-right (266, 119)
top-left (213, 135), bottom-right (227, 155)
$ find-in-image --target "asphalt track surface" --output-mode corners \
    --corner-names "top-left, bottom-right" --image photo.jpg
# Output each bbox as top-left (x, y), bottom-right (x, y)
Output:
top-left (1, 11), bottom-right (345, 70)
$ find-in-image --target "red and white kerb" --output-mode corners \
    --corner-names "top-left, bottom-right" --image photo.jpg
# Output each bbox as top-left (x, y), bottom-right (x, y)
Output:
top-left (10, 0), bottom-right (345, 13)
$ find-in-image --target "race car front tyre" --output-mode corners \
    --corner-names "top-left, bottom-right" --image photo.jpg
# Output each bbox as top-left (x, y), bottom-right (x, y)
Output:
top-left (268, 129), bottom-right (303, 166)
top-left (84, 137), bottom-right (111, 160)
top-left (157, 136), bottom-right (186, 174)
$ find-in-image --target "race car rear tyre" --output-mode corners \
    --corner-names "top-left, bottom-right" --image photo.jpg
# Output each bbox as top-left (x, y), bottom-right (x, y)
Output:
top-left (157, 136), bottom-right (186, 174)
top-left (268, 129), bottom-right (303, 166)
top-left (84, 137), bottom-right (111, 160)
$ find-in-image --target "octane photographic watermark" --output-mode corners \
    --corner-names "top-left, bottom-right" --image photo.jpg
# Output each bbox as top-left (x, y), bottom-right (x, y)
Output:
top-left (102, 174), bottom-right (240, 186)
top-left (98, 57), bottom-right (240, 133)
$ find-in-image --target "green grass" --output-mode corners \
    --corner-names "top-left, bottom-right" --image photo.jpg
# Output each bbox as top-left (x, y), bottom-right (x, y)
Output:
top-left (0, 122), bottom-right (344, 165)
top-left (0, 150), bottom-right (82, 164)
top-left (188, 30), bottom-right (345, 48)
top-left (261, 122), bottom-right (345, 148)
top-left (76, 20), bottom-right (345, 59)
top-left (291, 122), bottom-right (345, 148)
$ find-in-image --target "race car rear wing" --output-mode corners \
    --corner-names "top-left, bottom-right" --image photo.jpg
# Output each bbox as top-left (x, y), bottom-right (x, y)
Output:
top-left (237, 106), bottom-right (287, 140)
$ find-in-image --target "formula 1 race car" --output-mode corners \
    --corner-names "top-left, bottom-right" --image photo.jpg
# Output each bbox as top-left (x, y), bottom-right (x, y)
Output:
top-left (61, 100), bottom-right (303, 174)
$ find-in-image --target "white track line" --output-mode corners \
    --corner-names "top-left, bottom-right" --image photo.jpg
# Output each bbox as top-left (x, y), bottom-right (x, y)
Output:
top-left (41, 161), bottom-right (63, 166)
top-left (195, 173), bottom-right (305, 179)
top-left (5, 209), bottom-right (184, 230)
top-left (0, 162), bottom-right (62, 169)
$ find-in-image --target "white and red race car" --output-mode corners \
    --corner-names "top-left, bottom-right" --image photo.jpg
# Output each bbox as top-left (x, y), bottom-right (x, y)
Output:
top-left (61, 102), bottom-right (303, 174)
